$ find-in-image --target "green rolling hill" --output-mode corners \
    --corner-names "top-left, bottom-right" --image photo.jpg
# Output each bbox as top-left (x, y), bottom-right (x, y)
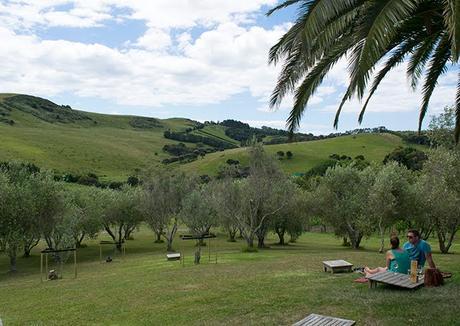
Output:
top-left (180, 133), bottom-right (412, 175)
top-left (0, 93), bottom-right (418, 180)
top-left (0, 94), bottom-right (202, 181)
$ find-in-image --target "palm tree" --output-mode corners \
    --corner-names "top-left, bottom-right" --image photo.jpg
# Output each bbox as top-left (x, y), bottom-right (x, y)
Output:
top-left (267, 0), bottom-right (459, 141)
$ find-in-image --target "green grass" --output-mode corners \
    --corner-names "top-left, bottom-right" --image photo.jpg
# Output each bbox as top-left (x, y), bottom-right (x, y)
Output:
top-left (0, 228), bottom-right (458, 325)
top-left (0, 94), bottom-right (423, 180)
top-left (0, 95), bottom-right (202, 181)
top-left (191, 125), bottom-right (240, 146)
top-left (181, 133), bottom-right (414, 175)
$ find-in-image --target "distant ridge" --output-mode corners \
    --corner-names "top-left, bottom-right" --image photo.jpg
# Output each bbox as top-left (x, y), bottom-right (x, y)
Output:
top-left (0, 93), bottom-right (421, 180)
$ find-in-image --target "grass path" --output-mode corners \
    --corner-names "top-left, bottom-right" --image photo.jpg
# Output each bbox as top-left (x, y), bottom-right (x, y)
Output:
top-left (0, 229), bottom-right (458, 325)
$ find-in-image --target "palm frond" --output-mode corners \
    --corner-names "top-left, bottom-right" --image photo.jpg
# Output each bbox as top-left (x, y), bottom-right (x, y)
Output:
top-left (287, 37), bottom-right (352, 133)
top-left (419, 33), bottom-right (451, 131)
top-left (359, 38), bottom-right (421, 124)
top-left (407, 34), bottom-right (440, 89)
top-left (444, 0), bottom-right (460, 61)
top-left (349, 0), bottom-right (420, 99)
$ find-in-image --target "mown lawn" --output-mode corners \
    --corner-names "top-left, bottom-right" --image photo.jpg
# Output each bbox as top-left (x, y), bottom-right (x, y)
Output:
top-left (0, 229), bottom-right (458, 325)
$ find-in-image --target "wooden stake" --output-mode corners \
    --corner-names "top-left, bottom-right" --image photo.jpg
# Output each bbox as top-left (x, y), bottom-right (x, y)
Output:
top-left (74, 250), bottom-right (77, 279)
top-left (40, 253), bottom-right (43, 282)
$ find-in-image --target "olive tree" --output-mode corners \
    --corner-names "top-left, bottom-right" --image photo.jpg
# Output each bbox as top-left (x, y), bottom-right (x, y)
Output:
top-left (180, 183), bottom-right (217, 245)
top-left (271, 185), bottom-right (307, 245)
top-left (230, 144), bottom-right (293, 249)
top-left (102, 186), bottom-right (142, 250)
top-left (417, 149), bottom-right (460, 253)
top-left (368, 162), bottom-right (412, 253)
top-left (211, 179), bottom-right (241, 242)
top-left (0, 173), bottom-right (33, 272)
top-left (311, 165), bottom-right (375, 249)
top-left (141, 172), bottom-right (196, 252)
top-left (63, 187), bottom-right (103, 248)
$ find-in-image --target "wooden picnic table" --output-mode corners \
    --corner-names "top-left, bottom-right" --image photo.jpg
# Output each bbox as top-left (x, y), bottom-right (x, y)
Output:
top-left (293, 313), bottom-right (355, 326)
top-left (322, 260), bottom-right (353, 274)
top-left (367, 270), bottom-right (424, 289)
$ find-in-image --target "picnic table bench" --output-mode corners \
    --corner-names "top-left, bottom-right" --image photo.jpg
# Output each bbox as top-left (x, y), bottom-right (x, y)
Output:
top-left (166, 253), bottom-right (181, 261)
top-left (367, 270), bottom-right (424, 289)
top-left (293, 313), bottom-right (355, 326)
top-left (322, 260), bottom-right (353, 274)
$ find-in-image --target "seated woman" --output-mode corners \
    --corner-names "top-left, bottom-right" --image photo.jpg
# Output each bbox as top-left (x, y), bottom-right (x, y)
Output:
top-left (364, 236), bottom-right (410, 277)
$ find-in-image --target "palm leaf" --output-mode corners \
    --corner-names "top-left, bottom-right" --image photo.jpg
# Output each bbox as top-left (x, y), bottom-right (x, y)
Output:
top-left (419, 33), bottom-right (451, 131)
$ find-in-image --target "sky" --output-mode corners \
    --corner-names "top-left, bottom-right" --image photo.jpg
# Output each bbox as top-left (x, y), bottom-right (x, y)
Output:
top-left (0, 0), bottom-right (457, 135)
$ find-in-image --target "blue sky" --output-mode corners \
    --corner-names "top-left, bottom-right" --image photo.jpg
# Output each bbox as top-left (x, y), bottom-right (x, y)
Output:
top-left (0, 0), bottom-right (457, 135)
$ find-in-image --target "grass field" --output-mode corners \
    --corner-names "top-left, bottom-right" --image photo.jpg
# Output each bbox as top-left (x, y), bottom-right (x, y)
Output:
top-left (181, 133), bottom-right (412, 175)
top-left (0, 228), bottom-right (458, 325)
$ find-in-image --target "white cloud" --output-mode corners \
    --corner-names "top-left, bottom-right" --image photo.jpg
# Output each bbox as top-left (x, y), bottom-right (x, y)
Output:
top-left (134, 28), bottom-right (171, 52)
top-left (0, 0), bottom-right (277, 30)
top-left (317, 64), bottom-right (457, 119)
top-left (0, 0), bottom-right (457, 130)
top-left (0, 20), bottom-right (288, 107)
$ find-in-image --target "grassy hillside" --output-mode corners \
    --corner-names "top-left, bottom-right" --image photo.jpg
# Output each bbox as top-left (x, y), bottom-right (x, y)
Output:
top-left (0, 94), bottom-right (419, 179)
top-left (180, 133), bottom-right (411, 175)
top-left (191, 125), bottom-right (240, 146)
top-left (0, 94), bottom-right (201, 181)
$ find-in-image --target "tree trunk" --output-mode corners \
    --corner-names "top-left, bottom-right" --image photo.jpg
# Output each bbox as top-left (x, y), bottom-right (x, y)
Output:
top-left (23, 237), bottom-right (40, 258)
top-left (9, 255), bottom-right (17, 273)
top-left (8, 246), bottom-right (18, 273)
top-left (74, 233), bottom-right (85, 248)
top-left (342, 237), bottom-right (350, 247)
top-left (275, 227), bottom-right (286, 245)
top-left (228, 229), bottom-right (237, 242)
top-left (105, 226), bottom-right (116, 242)
top-left (154, 231), bottom-right (164, 243)
top-left (349, 233), bottom-right (362, 249)
top-left (378, 224), bottom-right (385, 254)
top-left (257, 235), bottom-right (265, 249)
top-left (245, 235), bottom-right (254, 248)
top-left (165, 220), bottom-right (178, 252)
top-left (194, 243), bottom-right (201, 264)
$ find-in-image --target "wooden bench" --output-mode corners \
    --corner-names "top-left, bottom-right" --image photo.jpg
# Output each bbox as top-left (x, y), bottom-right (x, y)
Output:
top-left (166, 253), bottom-right (181, 261)
top-left (367, 270), bottom-right (424, 289)
top-left (322, 260), bottom-right (353, 273)
top-left (293, 313), bottom-right (355, 326)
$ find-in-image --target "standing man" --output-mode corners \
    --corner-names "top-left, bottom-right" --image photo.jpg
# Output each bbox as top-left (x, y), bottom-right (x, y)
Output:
top-left (403, 229), bottom-right (436, 269)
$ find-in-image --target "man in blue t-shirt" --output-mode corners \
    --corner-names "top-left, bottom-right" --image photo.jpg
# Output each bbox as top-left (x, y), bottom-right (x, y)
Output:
top-left (403, 229), bottom-right (436, 268)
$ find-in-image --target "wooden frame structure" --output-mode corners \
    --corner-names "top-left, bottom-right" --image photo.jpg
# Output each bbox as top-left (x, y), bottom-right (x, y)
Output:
top-left (180, 233), bottom-right (217, 265)
top-left (99, 240), bottom-right (126, 263)
top-left (40, 248), bottom-right (77, 282)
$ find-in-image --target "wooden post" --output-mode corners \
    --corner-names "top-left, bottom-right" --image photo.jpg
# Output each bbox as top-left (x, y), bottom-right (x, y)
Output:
top-left (59, 259), bottom-right (63, 279)
top-left (208, 238), bottom-right (211, 262)
top-left (182, 252), bottom-right (185, 267)
top-left (45, 253), bottom-right (48, 277)
top-left (40, 253), bottom-right (43, 282)
top-left (74, 250), bottom-right (77, 279)
top-left (99, 244), bottom-right (102, 263)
